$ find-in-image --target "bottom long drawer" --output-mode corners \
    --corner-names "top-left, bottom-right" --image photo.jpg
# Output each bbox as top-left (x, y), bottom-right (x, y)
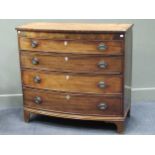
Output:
top-left (23, 88), bottom-right (123, 116)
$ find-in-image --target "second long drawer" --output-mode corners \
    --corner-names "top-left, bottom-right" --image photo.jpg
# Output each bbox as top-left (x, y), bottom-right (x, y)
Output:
top-left (20, 52), bottom-right (123, 74)
top-left (22, 70), bottom-right (122, 94)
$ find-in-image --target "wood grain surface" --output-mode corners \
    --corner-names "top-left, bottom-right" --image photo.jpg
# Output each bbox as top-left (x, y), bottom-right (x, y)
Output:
top-left (19, 37), bottom-right (123, 55)
top-left (21, 52), bottom-right (123, 74)
top-left (18, 31), bottom-right (124, 40)
top-left (22, 70), bottom-right (122, 94)
top-left (16, 23), bottom-right (133, 32)
top-left (23, 88), bottom-right (123, 116)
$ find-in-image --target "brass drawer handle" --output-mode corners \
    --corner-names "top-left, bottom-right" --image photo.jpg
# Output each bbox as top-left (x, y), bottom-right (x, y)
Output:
top-left (31, 40), bottom-right (38, 48)
top-left (98, 81), bottom-right (106, 89)
top-left (98, 61), bottom-right (107, 69)
top-left (34, 96), bottom-right (42, 104)
top-left (32, 57), bottom-right (39, 65)
top-left (98, 43), bottom-right (107, 51)
top-left (33, 76), bottom-right (41, 83)
top-left (98, 103), bottom-right (108, 110)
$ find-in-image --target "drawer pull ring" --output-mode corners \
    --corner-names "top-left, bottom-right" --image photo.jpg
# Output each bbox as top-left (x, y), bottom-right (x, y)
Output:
top-left (98, 103), bottom-right (108, 110)
top-left (33, 76), bottom-right (41, 83)
top-left (31, 40), bottom-right (38, 48)
top-left (98, 43), bottom-right (107, 51)
top-left (32, 57), bottom-right (39, 65)
top-left (98, 61), bottom-right (107, 69)
top-left (98, 81), bottom-right (106, 89)
top-left (34, 96), bottom-right (42, 104)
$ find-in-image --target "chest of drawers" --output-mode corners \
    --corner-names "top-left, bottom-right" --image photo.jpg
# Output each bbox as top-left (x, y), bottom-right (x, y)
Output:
top-left (16, 23), bottom-right (133, 133)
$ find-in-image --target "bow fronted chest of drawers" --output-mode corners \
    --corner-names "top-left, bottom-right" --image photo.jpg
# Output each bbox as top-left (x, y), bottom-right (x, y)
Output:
top-left (16, 23), bottom-right (133, 133)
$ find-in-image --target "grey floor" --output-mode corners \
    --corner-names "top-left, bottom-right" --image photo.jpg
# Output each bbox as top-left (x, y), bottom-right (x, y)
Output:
top-left (0, 102), bottom-right (155, 135)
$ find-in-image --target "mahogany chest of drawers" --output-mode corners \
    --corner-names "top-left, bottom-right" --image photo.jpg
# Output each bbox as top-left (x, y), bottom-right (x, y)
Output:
top-left (16, 23), bottom-right (133, 133)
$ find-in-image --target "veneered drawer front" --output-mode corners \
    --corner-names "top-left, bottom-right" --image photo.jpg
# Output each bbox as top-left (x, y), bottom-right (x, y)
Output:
top-left (21, 52), bottom-right (123, 74)
top-left (19, 38), bottom-right (123, 55)
top-left (18, 31), bottom-right (124, 41)
top-left (24, 88), bottom-right (123, 116)
top-left (22, 70), bottom-right (122, 94)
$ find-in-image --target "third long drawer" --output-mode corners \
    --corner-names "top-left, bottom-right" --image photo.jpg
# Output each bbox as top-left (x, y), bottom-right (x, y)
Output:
top-left (22, 69), bottom-right (123, 94)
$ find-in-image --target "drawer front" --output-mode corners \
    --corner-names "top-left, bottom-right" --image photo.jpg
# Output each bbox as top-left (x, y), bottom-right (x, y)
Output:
top-left (22, 70), bottom-right (122, 94)
top-left (18, 32), bottom-right (124, 40)
top-left (19, 38), bottom-right (123, 55)
top-left (21, 52), bottom-right (123, 74)
top-left (23, 88), bottom-right (123, 116)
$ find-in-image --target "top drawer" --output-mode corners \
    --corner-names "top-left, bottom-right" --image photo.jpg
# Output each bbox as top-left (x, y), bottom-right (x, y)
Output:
top-left (18, 31), bottom-right (125, 41)
top-left (19, 37), bottom-right (123, 55)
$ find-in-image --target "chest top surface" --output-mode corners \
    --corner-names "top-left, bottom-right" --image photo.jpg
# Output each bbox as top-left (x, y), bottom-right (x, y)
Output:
top-left (16, 22), bottom-right (133, 33)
